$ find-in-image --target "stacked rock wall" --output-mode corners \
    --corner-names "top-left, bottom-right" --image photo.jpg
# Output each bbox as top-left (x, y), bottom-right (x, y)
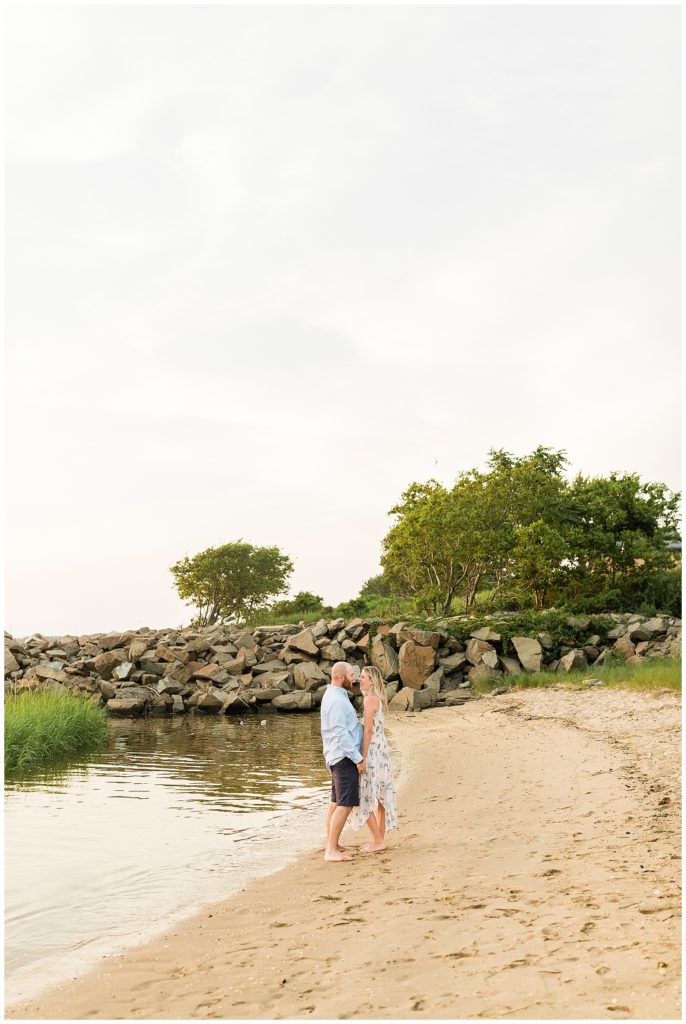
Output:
top-left (4, 612), bottom-right (681, 717)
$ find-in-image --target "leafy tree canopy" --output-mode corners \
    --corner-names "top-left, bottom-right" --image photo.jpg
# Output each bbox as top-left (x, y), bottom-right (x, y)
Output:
top-left (359, 573), bottom-right (392, 598)
top-left (270, 591), bottom-right (325, 616)
top-left (381, 448), bottom-right (681, 615)
top-left (170, 541), bottom-right (293, 626)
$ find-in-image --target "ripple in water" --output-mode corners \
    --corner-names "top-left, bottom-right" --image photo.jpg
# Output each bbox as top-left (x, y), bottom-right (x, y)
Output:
top-left (4, 714), bottom-right (331, 1006)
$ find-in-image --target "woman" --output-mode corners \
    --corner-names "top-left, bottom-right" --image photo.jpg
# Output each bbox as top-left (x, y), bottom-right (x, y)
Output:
top-left (350, 665), bottom-right (398, 852)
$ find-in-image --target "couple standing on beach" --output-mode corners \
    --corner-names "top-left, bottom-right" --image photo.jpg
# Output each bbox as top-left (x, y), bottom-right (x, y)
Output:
top-left (320, 661), bottom-right (398, 862)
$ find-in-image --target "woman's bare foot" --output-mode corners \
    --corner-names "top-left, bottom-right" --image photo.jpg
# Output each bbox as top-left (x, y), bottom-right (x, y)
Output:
top-left (362, 841), bottom-right (387, 854)
top-left (324, 850), bottom-right (353, 862)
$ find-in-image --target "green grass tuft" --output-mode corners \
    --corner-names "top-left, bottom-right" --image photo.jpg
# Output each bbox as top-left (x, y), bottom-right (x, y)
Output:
top-left (472, 656), bottom-right (682, 694)
top-left (4, 689), bottom-right (109, 778)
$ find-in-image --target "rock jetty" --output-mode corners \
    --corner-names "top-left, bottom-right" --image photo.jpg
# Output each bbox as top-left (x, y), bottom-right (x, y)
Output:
top-left (4, 613), bottom-right (681, 717)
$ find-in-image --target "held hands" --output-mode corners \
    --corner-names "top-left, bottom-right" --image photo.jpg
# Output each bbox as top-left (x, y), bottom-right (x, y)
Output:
top-left (357, 759), bottom-right (367, 774)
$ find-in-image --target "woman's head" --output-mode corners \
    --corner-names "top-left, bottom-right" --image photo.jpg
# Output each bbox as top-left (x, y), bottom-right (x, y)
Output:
top-left (360, 664), bottom-right (389, 710)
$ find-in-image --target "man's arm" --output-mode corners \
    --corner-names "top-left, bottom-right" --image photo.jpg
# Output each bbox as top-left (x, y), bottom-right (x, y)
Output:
top-left (329, 700), bottom-right (363, 764)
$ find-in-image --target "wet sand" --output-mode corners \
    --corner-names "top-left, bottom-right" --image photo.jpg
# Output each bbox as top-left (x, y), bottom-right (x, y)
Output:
top-left (7, 686), bottom-right (681, 1020)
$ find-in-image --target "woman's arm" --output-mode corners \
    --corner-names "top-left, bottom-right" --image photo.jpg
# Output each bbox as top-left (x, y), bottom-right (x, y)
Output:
top-left (361, 695), bottom-right (380, 759)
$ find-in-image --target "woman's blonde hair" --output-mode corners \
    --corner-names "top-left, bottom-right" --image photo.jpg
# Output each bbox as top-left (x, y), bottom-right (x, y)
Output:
top-left (361, 664), bottom-right (389, 712)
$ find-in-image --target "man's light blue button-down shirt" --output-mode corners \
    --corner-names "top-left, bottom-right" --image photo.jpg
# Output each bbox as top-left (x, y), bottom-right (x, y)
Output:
top-left (320, 684), bottom-right (363, 769)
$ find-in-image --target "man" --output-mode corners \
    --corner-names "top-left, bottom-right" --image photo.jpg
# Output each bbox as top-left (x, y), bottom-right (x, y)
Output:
top-left (320, 661), bottom-right (365, 862)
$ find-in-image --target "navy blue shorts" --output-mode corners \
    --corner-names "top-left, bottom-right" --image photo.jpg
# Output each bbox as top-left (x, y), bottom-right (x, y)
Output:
top-left (330, 757), bottom-right (360, 807)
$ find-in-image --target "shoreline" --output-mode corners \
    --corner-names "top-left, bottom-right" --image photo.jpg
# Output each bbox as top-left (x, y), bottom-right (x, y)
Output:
top-left (8, 687), bottom-right (681, 1020)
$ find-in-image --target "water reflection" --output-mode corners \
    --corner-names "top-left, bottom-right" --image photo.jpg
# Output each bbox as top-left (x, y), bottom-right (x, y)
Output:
top-left (5, 714), bottom-right (330, 1006)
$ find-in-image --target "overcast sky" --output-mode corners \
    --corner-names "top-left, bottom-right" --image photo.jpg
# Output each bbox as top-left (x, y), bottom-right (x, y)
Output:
top-left (4, 3), bottom-right (681, 638)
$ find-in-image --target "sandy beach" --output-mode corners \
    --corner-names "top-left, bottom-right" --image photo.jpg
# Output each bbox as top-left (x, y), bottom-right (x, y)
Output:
top-left (8, 686), bottom-right (681, 1021)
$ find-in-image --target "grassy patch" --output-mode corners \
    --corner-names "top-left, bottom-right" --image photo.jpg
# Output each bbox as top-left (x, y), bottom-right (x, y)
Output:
top-left (5, 689), bottom-right (109, 778)
top-left (243, 609), bottom-right (326, 628)
top-left (244, 596), bottom-right (415, 629)
top-left (472, 656), bottom-right (682, 695)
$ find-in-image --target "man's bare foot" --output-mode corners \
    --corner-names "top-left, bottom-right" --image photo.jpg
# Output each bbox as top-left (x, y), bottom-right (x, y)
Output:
top-left (362, 842), bottom-right (387, 854)
top-left (324, 850), bottom-right (353, 862)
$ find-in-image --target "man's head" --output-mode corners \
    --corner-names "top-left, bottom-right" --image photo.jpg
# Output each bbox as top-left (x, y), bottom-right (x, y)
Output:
top-left (330, 661), bottom-right (355, 690)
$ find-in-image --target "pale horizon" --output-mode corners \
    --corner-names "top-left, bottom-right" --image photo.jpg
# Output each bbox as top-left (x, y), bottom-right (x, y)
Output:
top-left (4, 4), bottom-right (681, 638)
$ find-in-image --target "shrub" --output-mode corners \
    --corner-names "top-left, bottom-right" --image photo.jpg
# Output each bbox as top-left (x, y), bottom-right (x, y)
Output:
top-left (5, 689), bottom-right (109, 778)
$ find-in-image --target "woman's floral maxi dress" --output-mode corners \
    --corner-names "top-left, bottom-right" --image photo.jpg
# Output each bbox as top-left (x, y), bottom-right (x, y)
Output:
top-left (350, 700), bottom-right (398, 833)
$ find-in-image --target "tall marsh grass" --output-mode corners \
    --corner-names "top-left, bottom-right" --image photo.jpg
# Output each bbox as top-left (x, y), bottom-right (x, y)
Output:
top-left (473, 656), bottom-right (682, 694)
top-left (4, 689), bottom-right (109, 778)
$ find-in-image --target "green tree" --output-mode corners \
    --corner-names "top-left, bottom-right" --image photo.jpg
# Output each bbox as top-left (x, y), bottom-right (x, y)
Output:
top-left (170, 541), bottom-right (293, 626)
top-left (381, 448), bottom-right (575, 614)
top-left (270, 591), bottom-right (325, 615)
top-left (381, 480), bottom-right (482, 614)
top-left (479, 447), bottom-right (574, 606)
top-left (566, 473), bottom-right (681, 608)
top-left (359, 573), bottom-right (392, 598)
top-left (509, 519), bottom-right (570, 608)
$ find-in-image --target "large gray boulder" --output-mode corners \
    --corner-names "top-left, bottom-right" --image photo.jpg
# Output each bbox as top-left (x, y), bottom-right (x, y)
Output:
top-left (470, 627), bottom-right (501, 643)
top-left (128, 638), bottom-right (148, 661)
top-left (481, 650), bottom-right (500, 671)
top-left (105, 685), bottom-right (152, 715)
top-left (613, 637), bottom-right (636, 659)
top-left (286, 628), bottom-right (319, 657)
top-left (499, 656), bottom-right (522, 676)
top-left (113, 662), bottom-right (134, 681)
top-left (395, 628), bottom-right (442, 650)
top-left (139, 658), bottom-right (166, 676)
top-left (221, 692), bottom-right (254, 714)
top-left (438, 651), bottom-right (467, 674)
top-left (465, 638), bottom-right (495, 666)
top-left (511, 637), bottom-right (543, 672)
top-left (4, 649), bottom-right (20, 674)
top-left (467, 663), bottom-right (501, 685)
top-left (35, 665), bottom-right (67, 683)
top-left (558, 649), bottom-right (589, 672)
top-left (156, 677), bottom-right (185, 696)
top-left (162, 661), bottom-right (193, 685)
top-left (385, 681), bottom-right (400, 703)
top-left (390, 686), bottom-right (438, 712)
top-left (155, 644), bottom-right (181, 663)
top-left (256, 670), bottom-right (291, 691)
top-left (292, 661), bottom-right (327, 691)
top-left (233, 632), bottom-right (259, 653)
top-left (423, 667), bottom-right (444, 693)
top-left (241, 687), bottom-right (282, 704)
top-left (413, 687), bottom-right (439, 710)
top-left (272, 691), bottom-right (316, 712)
top-left (398, 641), bottom-right (436, 689)
top-left (370, 635), bottom-right (399, 680)
top-left (320, 642), bottom-right (346, 663)
top-left (192, 687), bottom-right (226, 711)
top-left (107, 697), bottom-right (146, 716)
top-left (253, 659), bottom-right (285, 675)
top-left (389, 688), bottom-right (413, 712)
top-left (99, 632), bottom-right (133, 652)
top-left (642, 617), bottom-right (669, 638)
top-left (94, 650), bottom-right (129, 679)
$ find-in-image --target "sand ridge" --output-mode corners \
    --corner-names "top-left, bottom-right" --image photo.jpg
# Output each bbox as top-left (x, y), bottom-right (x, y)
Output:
top-left (7, 687), bottom-right (681, 1020)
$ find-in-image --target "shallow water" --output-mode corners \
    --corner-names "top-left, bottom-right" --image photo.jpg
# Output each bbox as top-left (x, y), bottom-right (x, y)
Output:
top-left (4, 713), bottom-right (331, 1005)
